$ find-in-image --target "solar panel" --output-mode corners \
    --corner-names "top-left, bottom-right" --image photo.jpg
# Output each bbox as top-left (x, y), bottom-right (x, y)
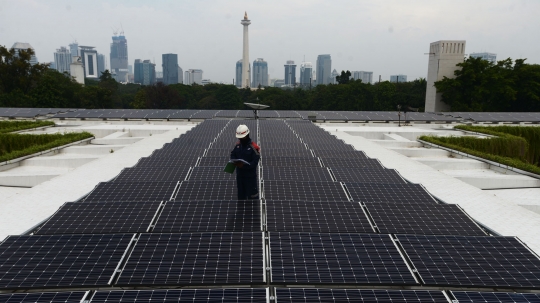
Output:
top-left (262, 149), bottom-right (313, 158)
top-left (117, 233), bottom-right (264, 286)
top-left (205, 148), bottom-right (235, 157)
top-left (270, 233), bottom-right (417, 285)
top-left (174, 181), bottom-right (238, 201)
top-left (0, 234), bottom-right (133, 289)
top-left (0, 292), bottom-right (88, 303)
top-left (262, 157), bottom-right (321, 167)
top-left (198, 156), bottom-right (230, 166)
top-left (331, 168), bottom-right (406, 184)
top-left (35, 201), bottom-right (162, 235)
top-left (154, 200), bottom-right (260, 232)
top-left (263, 167), bottom-right (333, 181)
top-left (92, 289), bottom-right (268, 302)
top-left (84, 182), bottom-right (179, 202)
top-left (114, 167), bottom-right (190, 182)
top-left (266, 200), bottom-right (372, 233)
top-left (188, 166), bottom-right (236, 181)
top-left (321, 158), bottom-right (383, 168)
top-left (135, 157), bottom-right (199, 167)
top-left (263, 181), bottom-right (348, 201)
top-left (308, 144), bottom-right (355, 151)
top-left (366, 203), bottom-right (486, 236)
top-left (345, 183), bottom-right (437, 204)
top-left (397, 234), bottom-right (540, 288)
top-left (451, 291), bottom-right (540, 302)
top-left (275, 288), bottom-right (448, 303)
top-left (312, 150), bottom-right (367, 158)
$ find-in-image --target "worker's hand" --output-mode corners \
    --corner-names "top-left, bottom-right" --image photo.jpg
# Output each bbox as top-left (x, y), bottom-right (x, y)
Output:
top-left (236, 162), bottom-right (244, 168)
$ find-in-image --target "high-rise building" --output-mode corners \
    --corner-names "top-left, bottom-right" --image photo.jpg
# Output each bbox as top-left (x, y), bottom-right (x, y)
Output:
top-left (97, 54), bottom-right (106, 76)
top-left (352, 71), bottom-right (373, 84)
top-left (69, 42), bottom-right (79, 59)
top-left (134, 59), bottom-right (156, 85)
top-left (11, 42), bottom-right (38, 65)
top-left (240, 12), bottom-right (251, 88)
top-left (274, 79), bottom-right (285, 87)
top-left (70, 56), bottom-right (84, 85)
top-left (235, 60), bottom-right (250, 87)
top-left (284, 60), bottom-right (296, 86)
top-left (110, 34), bottom-right (129, 83)
top-left (53, 46), bottom-right (71, 73)
top-left (162, 54), bottom-right (179, 85)
top-left (252, 58), bottom-right (268, 87)
top-left (201, 79), bottom-right (212, 85)
top-left (390, 74), bottom-right (407, 83)
top-left (425, 40), bottom-right (466, 112)
top-left (178, 67), bottom-right (183, 84)
top-left (316, 54), bottom-right (331, 85)
top-left (79, 46), bottom-right (98, 78)
top-left (470, 52), bottom-right (497, 63)
top-left (330, 69), bottom-right (339, 84)
top-left (185, 69), bottom-right (203, 85)
top-left (299, 62), bottom-right (313, 87)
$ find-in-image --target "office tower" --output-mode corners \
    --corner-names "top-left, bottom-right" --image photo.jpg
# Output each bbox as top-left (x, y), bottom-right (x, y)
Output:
top-left (162, 53), bottom-right (179, 85)
top-left (11, 42), bottom-right (38, 65)
top-left (352, 71), bottom-right (373, 84)
top-left (331, 69), bottom-right (339, 84)
top-left (70, 56), bottom-right (84, 85)
top-left (110, 33), bottom-right (129, 83)
top-left (274, 79), bottom-right (285, 87)
top-left (299, 62), bottom-right (313, 87)
top-left (316, 54), bottom-right (331, 85)
top-left (178, 67), bottom-right (183, 84)
top-left (79, 46), bottom-right (98, 78)
top-left (425, 40), bottom-right (466, 112)
top-left (236, 60), bottom-right (251, 87)
top-left (185, 69), bottom-right (203, 85)
top-left (134, 59), bottom-right (156, 85)
top-left (69, 42), bottom-right (79, 59)
top-left (252, 58), bottom-right (268, 87)
top-left (470, 52), bottom-right (497, 63)
top-left (97, 54), bottom-right (106, 76)
top-left (284, 60), bottom-right (297, 86)
top-left (390, 75), bottom-right (407, 83)
top-left (53, 46), bottom-right (71, 73)
top-left (240, 12), bottom-right (251, 88)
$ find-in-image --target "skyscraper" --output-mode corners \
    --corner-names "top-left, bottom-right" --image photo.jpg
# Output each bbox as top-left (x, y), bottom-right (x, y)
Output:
top-left (134, 59), bottom-right (156, 85)
top-left (69, 42), bottom-right (79, 59)
top-left (178, 67), bottom-right (183, 84)
top-left (252, 58), bottom-right (268, 87)
top-left (11, 42), bottom-right (38, 65)
top-left (470, 52), bottom-right (496, 63)
top-left (330, 69), bottom-right (339, 84)
top-left (54, 46), bottom-right (71, 73)
top-left (240, 12), bottom-right (251, 88)
top-left (79, 46), bottom-right (98, 78)
top-left (299, 62), bottom-right (313, 87)
top-left (110, 34), bottom-right (129, 83)
top-left (316, 54), bottom-right (331, 85)
top-left (162, 54), bottom-right (179, 85)
top-left (97, 54), bottom-right (106, 76)
top-left (235, 60), bottom-right (250, 88)
top-left (185, 69), bottom-right (203, 85)
top-left (284, 60), bottom-right (296, 86)
top-left (352, 71), bottom-right (373, 84)
top-left (390, 74), bottom-right (407, 83)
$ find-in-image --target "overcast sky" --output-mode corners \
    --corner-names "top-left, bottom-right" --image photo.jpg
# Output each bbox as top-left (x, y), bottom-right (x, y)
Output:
top-left (2, 0), bottom-right (539, 84)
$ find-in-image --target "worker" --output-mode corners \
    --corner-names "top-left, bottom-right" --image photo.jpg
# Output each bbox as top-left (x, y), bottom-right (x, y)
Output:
top-left (230, 124), bottom-right (260, 200)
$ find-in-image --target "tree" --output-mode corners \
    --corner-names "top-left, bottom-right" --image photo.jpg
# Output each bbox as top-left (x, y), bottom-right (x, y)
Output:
top-left (336, 70), bottom-right (352, 84)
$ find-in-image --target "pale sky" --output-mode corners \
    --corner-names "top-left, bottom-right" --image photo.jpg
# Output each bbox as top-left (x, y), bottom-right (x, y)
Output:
top-left (2, 0), bottom-right (539, 84)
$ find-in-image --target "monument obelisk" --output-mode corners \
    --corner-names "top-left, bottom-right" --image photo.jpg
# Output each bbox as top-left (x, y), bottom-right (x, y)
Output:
top-left (241, 12), bottom-right (251, 88)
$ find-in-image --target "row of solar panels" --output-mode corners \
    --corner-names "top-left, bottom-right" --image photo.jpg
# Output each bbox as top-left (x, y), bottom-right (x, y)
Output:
top-left (2, 288), bottom-right (540, 303)
top-left (3, 106), bottom-right (540, 122)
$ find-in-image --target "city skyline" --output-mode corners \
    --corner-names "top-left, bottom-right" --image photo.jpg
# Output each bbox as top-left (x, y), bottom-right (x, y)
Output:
top-left (2, 0), bottom-right (539, 84)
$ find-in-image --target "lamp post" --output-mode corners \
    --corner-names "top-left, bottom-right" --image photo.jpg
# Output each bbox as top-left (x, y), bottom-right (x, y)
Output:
top-left (397, 104), bottom-right (401, 127)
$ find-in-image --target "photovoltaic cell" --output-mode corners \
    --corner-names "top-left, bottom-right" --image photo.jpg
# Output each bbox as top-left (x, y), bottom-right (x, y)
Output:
top-left (331, 168), bottom-right (406, 184)
top-left (451, 291), bottom-right (540, 302)
top-left (262, 157), bottom-right (321, 168)
top-left (91, 289), bottom-right (268, 302)
top-left (262, 149), bottom-right (313, 158)
top-left (266, 200), bottom-right (372, 233)
top-left (313, 150), bottom-right (367, 159)
top-left (84, 181), bottom-right (179, 202)
top-left (263, 181), bottom-right (348, 201)
top-left (35, 201), bottom-right (162, 235)
top-left (270, 233), bottom-right (417, 285)
top-left (275, 288), bottom-right (448, 303)
top-left (174, 181), bottom-right (238, 201)
top-left (114, 167), bottom-right (190, 182)
top-left (0, 234), bottom-right (133, 289)
top-left (189, 167), bottom-right (236, 181)
top-left (205, 148), bottom-right (235, 157)
top-left (321, 158), bottom-right (383, 168)
top-left (135, 157), bottom-right (199, 167)
top-left (154, 200), bottom-right (260, 232)
top-left (117, 233), bottom-right (264, 286)
top-left (0, 292), bottom-right (88, 303)
top-left (366, 203), bottom-right (486, 236)
top-left (346, 183), bottom-right (437, 204)
top-left (397, 234), bottom-right (540, 288)
top-left (263, 167), bottom-right (333, 182)
top-left (198, 157), bottom-right (230, 166)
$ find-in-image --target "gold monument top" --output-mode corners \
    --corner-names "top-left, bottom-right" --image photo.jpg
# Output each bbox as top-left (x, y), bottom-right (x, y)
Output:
top-left (244, 12), bottom-right (248, 20)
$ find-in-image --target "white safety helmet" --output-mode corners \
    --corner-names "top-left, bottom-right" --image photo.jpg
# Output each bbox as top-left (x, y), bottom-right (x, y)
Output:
top-left (236, 124), bottom-right (250, 138)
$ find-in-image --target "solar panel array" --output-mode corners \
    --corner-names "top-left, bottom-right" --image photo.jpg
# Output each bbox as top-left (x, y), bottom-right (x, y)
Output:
top-left (1, 116), bottom-right (540, 301)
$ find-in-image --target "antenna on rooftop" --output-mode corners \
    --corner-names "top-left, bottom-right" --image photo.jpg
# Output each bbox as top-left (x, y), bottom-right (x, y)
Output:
top-left (120, 23), bottom-right (124, 35)
top-left (112, 27), bottom-right (118, 36)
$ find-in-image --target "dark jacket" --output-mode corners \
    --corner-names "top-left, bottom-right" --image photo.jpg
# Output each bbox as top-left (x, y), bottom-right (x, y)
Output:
top-left (230, 138), bottom-right (260, 178)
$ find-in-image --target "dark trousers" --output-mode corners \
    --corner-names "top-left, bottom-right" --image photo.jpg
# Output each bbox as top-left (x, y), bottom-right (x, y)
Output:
top-left (237, 176), bottom-right (258, 200)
